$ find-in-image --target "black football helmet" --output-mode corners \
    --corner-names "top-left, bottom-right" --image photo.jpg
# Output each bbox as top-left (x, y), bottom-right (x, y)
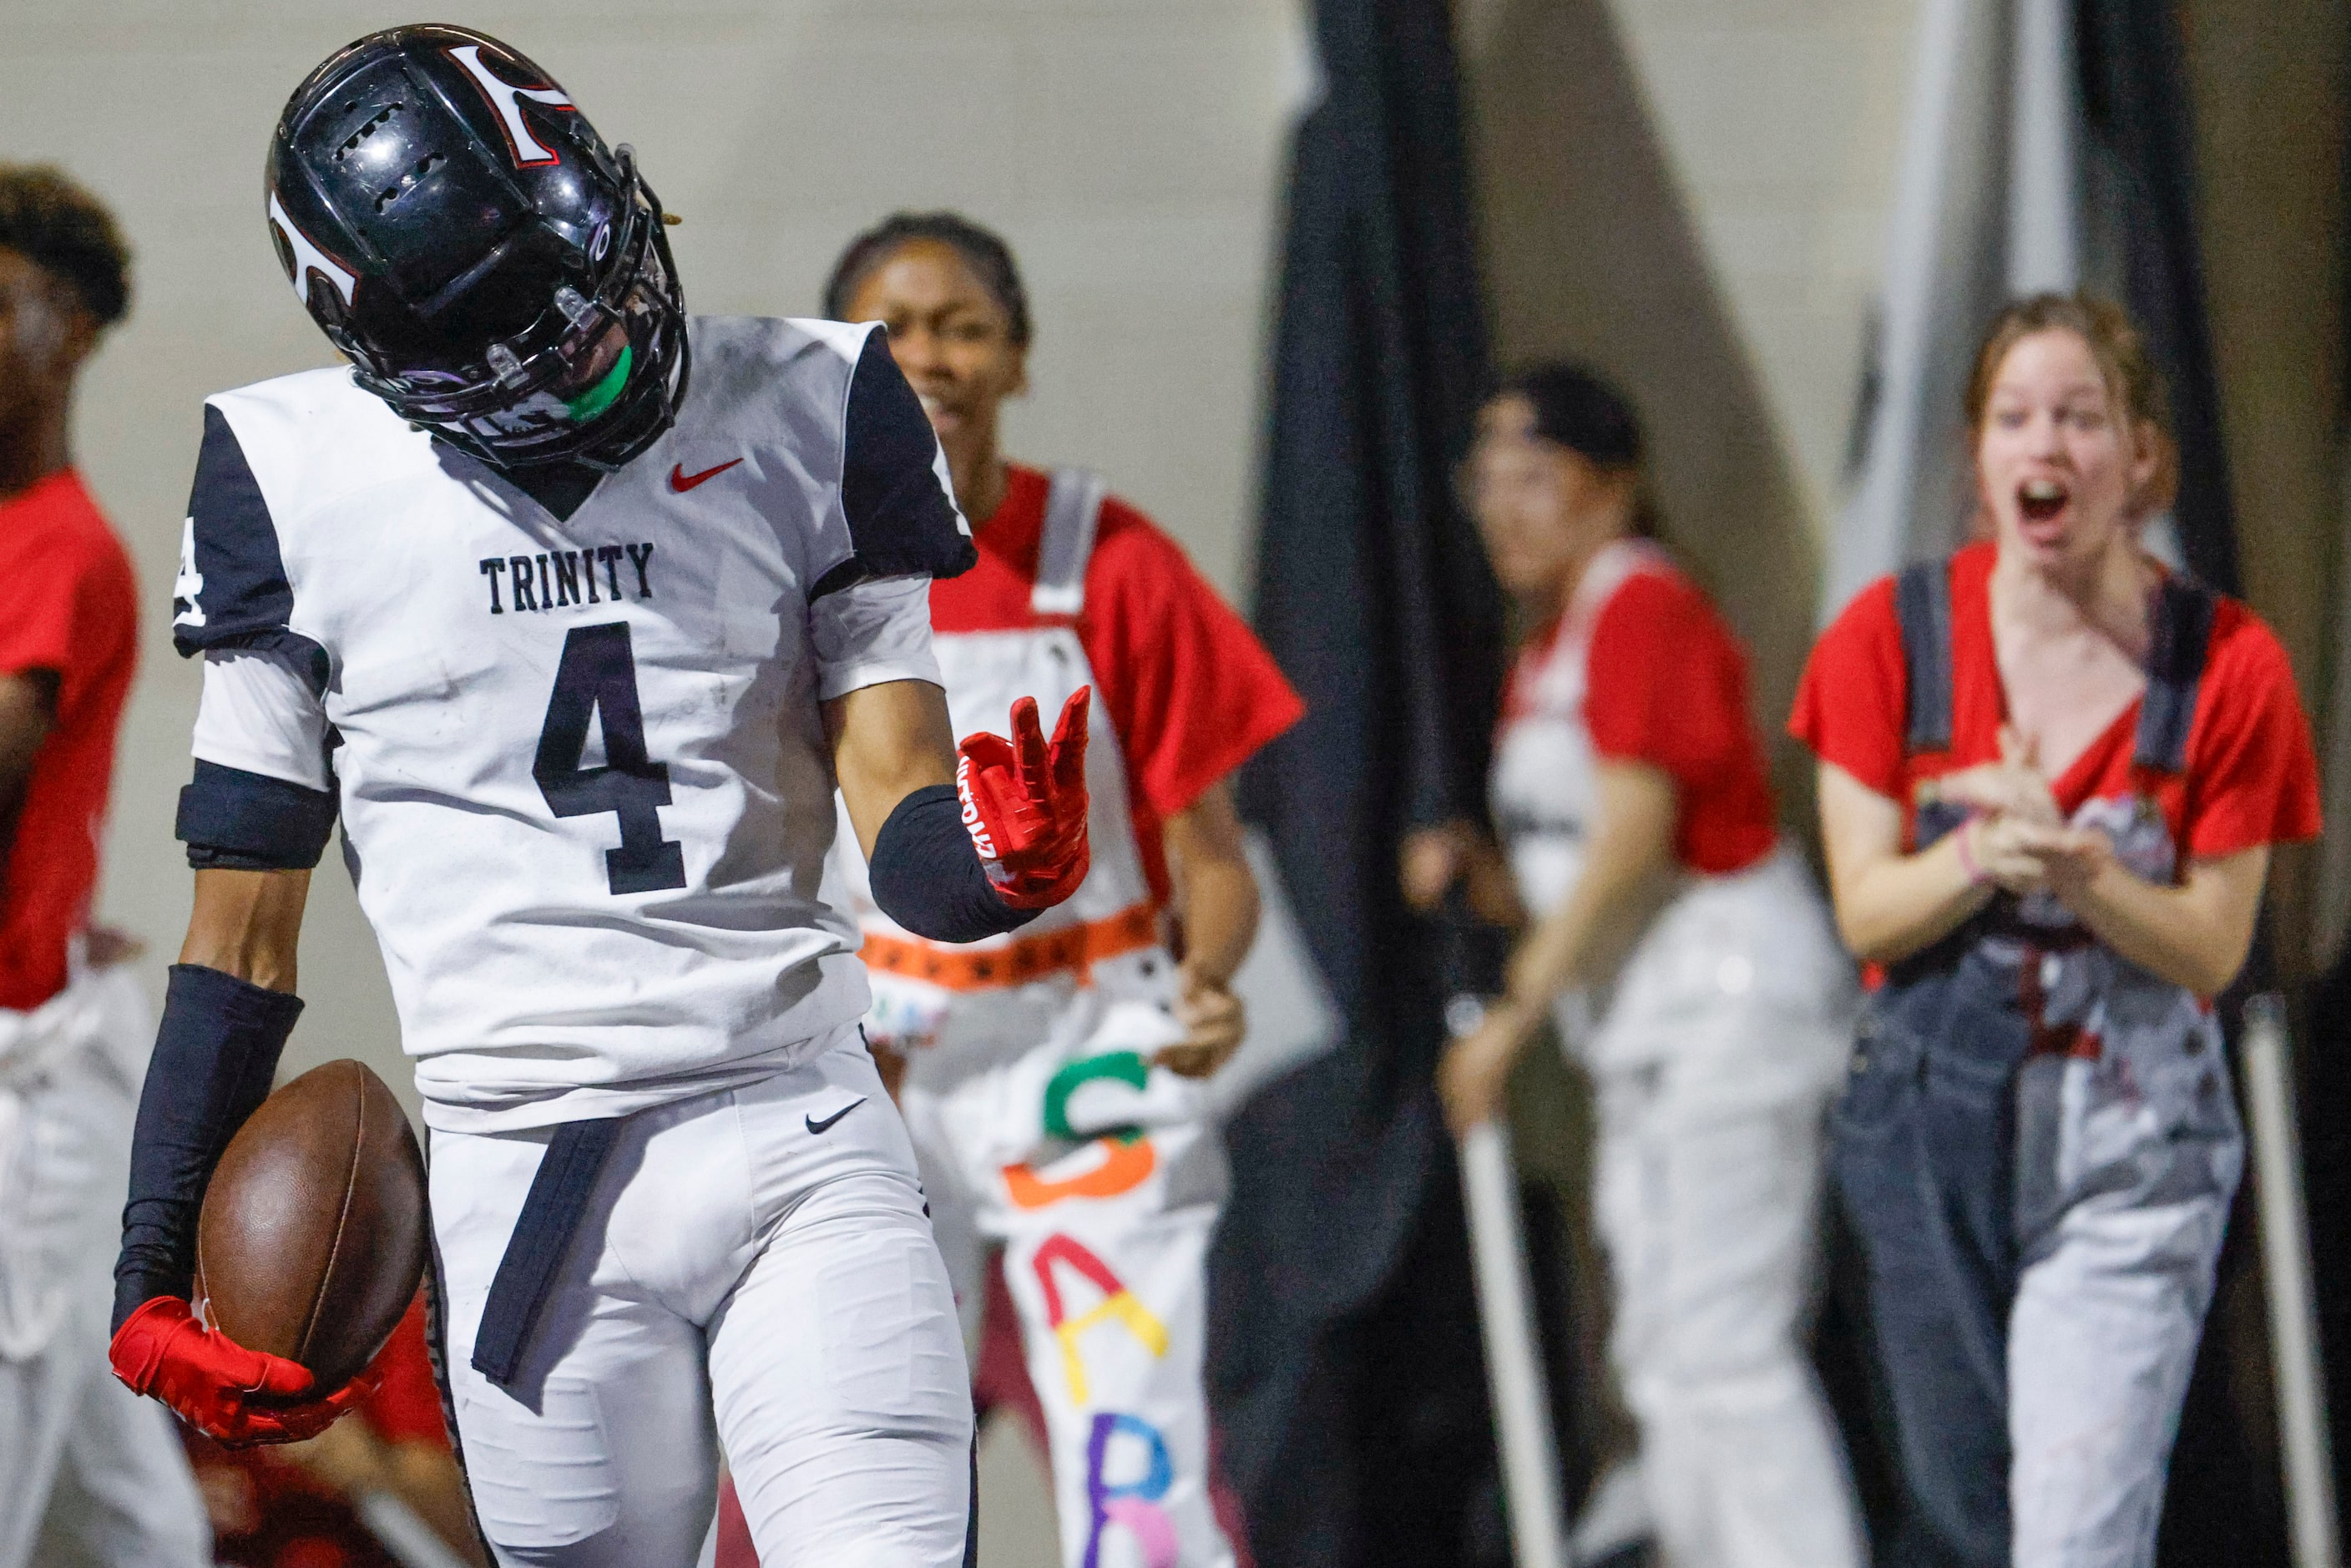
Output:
top-left (266, 25), bottom-right (688, 471)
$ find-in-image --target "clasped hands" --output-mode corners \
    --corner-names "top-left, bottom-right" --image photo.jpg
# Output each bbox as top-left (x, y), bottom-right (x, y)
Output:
top-left (1935, 726), bottom-right (2112, 901)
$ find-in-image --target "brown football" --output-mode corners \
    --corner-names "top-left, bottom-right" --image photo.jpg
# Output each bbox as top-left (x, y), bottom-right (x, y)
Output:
top-left (195, 1059), bottom-right (427, 1392)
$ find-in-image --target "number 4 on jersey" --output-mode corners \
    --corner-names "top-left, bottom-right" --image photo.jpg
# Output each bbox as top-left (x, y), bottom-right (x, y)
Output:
top-left (534, 622), bottom-right (687, 894)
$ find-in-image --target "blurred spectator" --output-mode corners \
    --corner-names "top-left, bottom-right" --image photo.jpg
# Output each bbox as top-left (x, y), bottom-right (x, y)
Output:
top-left (0, 160), bottom-right (212, 1568)
top-left (1408, 365), bottom-right (1866, 1568)
top-left (823, 211), bottom-right (1300, 1568)
top-left (1792, 292), bottom-right (2320, 1565)
top-left (188, 1293), bottom-right (487, 1568)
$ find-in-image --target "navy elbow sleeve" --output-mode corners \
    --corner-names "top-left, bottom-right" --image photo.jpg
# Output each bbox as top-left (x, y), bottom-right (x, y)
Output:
top-left (178, 759), bottom-right (337, 871)
top-left (868, 784), bottom-right (1038, 943)
top-left (114, 964), bottom-right (303, 1333)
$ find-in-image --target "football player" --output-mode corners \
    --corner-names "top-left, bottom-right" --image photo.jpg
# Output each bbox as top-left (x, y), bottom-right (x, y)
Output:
top-left (824, 214), bottom-right (1303, 1568)
top-left (105, 28), bottom-right (1088, 1567)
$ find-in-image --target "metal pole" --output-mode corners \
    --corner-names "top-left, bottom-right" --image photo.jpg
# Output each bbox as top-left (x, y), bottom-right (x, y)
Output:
top-left (355, 1491), bottom-right (476, 1568)
top-left (2241, 994), bottom-right (2343, 1568)
top-left (1459, 1116), bottom-right (1571, 1568)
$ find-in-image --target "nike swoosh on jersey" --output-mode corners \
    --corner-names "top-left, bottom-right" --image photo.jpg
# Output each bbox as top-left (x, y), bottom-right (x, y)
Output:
top-left (669, 458), bottom-right (744, 493)
top-left (806, 1098), bottom-right (867, 1135)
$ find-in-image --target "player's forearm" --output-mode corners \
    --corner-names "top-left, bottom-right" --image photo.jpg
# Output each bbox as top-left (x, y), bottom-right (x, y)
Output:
top-left (824, 680), bottom-right (958, 859)
top-left (115, 868), bottom-right (313, 1326)
top-left (827, 684), bottom-right (1022, 938)
top-left (834, 680), bottom-right (1094, 938)
top-left (180, 867), bottom-right (311, 992)
top-left (116, 964), bottom-right (306, 1326)
top-left (0, 780), bottom-right (23, 884)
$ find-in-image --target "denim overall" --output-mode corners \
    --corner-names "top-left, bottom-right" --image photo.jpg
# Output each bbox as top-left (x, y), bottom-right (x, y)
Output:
top-left (1830, 564), bottom-right (2241, 1568)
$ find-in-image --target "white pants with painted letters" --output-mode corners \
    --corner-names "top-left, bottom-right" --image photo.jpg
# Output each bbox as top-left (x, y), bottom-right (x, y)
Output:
top-left (430, 1028), bottom-right (973, 1568)
top-left (901, 975), bottom-right (1235, 1568)
top-left (0, 964), bottom-right (210, 1568)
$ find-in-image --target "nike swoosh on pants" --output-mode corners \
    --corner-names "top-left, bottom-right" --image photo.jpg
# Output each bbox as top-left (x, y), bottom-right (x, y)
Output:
top-left (806, 1098), bottom-right (866, 1135)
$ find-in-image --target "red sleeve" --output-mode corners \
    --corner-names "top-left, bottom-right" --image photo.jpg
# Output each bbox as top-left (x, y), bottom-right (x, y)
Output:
top-left (1789, 575), bottom-right (1908, 798)
top-left (360, 1295), bottom-right (451, 1448)
top-left (0, 528), bottom-right (106, 686)
top-left (1584, 574), bottom-right (1746, 779)
top-left (2183, 609), bottom-right (2322, 858)
top-left (1080, 508), bottom-right (1305, 817)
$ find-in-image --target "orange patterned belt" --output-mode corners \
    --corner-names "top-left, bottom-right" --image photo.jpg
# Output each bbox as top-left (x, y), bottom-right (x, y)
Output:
top-left (859, 903), bottom-right (1160, 991)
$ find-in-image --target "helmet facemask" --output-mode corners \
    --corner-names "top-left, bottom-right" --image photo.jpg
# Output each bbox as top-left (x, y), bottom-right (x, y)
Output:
top-left (342, 150), bottom-right (688, 472)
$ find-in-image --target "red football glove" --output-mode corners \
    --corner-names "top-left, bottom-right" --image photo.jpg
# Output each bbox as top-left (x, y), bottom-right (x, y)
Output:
top-left (110, 1297), bottom-right (364, 1448)
top-left (957, 688), bottom-right (1091, 910)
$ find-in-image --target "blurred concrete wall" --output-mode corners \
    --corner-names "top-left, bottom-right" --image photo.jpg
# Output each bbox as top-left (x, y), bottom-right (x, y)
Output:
top-left (1467, 0), bottom-right (1918, 528)
top-left (0, 0), bottom-right (1306, 1118)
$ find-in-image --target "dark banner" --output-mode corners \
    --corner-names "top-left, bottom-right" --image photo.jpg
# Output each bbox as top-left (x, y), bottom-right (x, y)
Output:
top-left (1210, 0), bottom-right (1507, 1560)
top-left (2075, 0), bottom-right (2239, 595)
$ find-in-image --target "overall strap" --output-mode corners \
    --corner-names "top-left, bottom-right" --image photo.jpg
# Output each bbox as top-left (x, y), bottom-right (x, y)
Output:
top-left (1031, 468), bottom-right (1108, 617)
top-left (1893, 559), bottom-right (1954, 756)
top-left (2134, 575), bottom-right (2216, 774)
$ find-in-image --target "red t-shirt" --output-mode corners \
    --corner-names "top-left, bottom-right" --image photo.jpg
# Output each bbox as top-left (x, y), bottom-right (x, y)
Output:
top-left (1504, 563), bottom-right (1779, 875)
top-left (1792, 540), bottom-right (2319, 867)
top-left (0, 470), bottom-right (137, 1011)
top-left (929, 465), bottom-right (1304, 903)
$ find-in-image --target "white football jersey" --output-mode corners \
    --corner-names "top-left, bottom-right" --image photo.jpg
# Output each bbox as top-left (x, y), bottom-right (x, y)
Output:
top-left (172, 316), bottom-right (972, 1132)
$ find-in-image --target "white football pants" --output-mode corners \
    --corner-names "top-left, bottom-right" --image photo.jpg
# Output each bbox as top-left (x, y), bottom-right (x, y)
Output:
top-left (1589, 1041), bottom-right (1865, 1568)
top-left (430, 1028), bottom-right (973, 1568)
top-left (904, 1032), bottom-right (1236, 1568)
top-left (0, 964), bottom-right (210, 1568)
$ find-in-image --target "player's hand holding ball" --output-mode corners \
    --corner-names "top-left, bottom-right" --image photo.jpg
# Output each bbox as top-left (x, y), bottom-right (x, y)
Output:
top-left (113, 1058), bottom-right (418, 1446)
top-left (110, 1297), bottom-right (362, 1447)
top-left (957, 688), bottom-right (1091, 908)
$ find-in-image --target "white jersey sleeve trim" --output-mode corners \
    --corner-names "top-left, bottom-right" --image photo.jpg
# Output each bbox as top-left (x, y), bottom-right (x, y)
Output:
top-left (810, 573), bottom-right (942, 701)
top-left (191, 645), bottom-right (333, 790)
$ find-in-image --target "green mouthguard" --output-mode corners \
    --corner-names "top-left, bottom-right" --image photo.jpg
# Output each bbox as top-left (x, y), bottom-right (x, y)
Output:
top-left (562, 343), bottom-right (633, 422)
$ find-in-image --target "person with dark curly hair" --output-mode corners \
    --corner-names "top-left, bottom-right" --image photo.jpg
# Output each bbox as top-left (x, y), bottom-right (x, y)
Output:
top-left (0, 163), bottom-right (209, 1568)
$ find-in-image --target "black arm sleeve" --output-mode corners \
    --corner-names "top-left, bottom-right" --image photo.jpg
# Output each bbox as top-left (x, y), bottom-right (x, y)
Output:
top-left (868, 784), bottom-right (1038, 943)
top-left (114, 964), bottom-right (303, 1333)
top-left (178, 759), bottom-right (338, 871)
